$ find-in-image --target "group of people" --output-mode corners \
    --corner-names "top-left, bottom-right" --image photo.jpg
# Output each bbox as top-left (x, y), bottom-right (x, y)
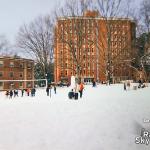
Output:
top-left (5, 88), bottom-right (36, 99)
top-left (138, 79), bottom-right (146, 88)
top-left (123, 81), bottom-right (131, 91)
top-left (123, 79), bottom-right (147, 91)
top-left (46, 85), bottom-right (57, 97)
top-left (4, 81), bottom-right (86, 100)
top-left (68, 82), bottom-right (84, 100)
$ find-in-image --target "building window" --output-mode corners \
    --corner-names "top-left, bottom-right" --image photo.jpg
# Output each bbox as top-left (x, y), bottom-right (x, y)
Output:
top-left (20, 63), bottom-right (24, 68)
top-left (83, 70), bottom-right (85, 75)
top-left (28, 73), bottom-right (32, 79)
top-left (27, 82), bottom-right (31, 88)
top-left (0, 82), bottom-right (3, 87)
top-left (65, 63), bottom-right (67, 67)
top-left (27, 63), bottom-right (32, 68)
top-left (19, 73), bottom-right (23, 78)
top-left (0, 72), bottom-right (3, 77)
top-left (0, 82), bottom-right (3, 88)
top-left (19, 82), bottom-right (23, 87)
top-left (9, 82), bottom-right (14, 88)
top-left (65, 70), bottom-right (67, 76)
top-left (9, 62), bottom-right (14, 67)
top-left (0, 61), bottom-right (4, 67)
top-left (9, 72), bottom-right (14, 78)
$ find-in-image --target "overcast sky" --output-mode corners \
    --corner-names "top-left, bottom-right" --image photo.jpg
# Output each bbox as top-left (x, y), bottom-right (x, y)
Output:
top-left (0, 0), bottom-right (64, 44)
top-left (0, 0), bottom-right (142, 44)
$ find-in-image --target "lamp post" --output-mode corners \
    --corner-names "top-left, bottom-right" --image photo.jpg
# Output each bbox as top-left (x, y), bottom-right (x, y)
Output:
top-left (106, 61), bottom-right (111, 85)
top-left (45, 73), bottom-right (48, 88)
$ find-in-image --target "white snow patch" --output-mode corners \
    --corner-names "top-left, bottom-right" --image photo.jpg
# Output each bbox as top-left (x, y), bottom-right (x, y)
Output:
top-left (0, 84), bottom-right (149, 150)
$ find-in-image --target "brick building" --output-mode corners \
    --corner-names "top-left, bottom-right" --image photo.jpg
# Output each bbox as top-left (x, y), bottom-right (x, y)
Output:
top-left (54, 10), bottom-right (136, 84)
top-left (0, 56), bottom-right (34, 90)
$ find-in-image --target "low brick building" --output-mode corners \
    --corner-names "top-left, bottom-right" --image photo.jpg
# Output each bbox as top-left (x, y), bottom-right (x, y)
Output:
top-left (0, 56), bottom-right (34, 90)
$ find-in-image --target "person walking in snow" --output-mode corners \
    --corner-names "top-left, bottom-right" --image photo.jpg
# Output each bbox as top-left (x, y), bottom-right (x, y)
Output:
top-left (26, 88), bottom-right (30, 96)
top-left (79, 82), bottom-right (84, 98)
top-left (54, 85), bottom-right (56, 94)
top-left (127, 81), bottom-right (130, 90)
top-left (46, 86), bottom-right (49, 96)
top-left (31, 88), bottom-right (36, 97)
top-left (9, 90), bottom-right (13, 99)
top-left (124, 82), bottom-right (126, 91)
top-left (5, 90), bottom-right (9, 98)
top-left (92, 80), bottom-right (96, 87)
top-left (21, 89), bottom-right (24, 97)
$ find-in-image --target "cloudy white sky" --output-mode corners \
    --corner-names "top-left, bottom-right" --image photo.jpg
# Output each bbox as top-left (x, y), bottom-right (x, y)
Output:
top-left (0, 0), bottom-right (64, 43)
top-left (0, 0), bottom-right (142, 44)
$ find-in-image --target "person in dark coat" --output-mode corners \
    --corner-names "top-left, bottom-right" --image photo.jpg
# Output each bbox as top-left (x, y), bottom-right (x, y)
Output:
top-left (46, 87), bottom-right (49, 96)
top-left (31, 88), bottom-right (36, 97)
top-left (21, 89), bottom-right (24, 97)
top-left (68, 89), bottom-right (75, 99)
top-left (54, 86), bottom-right (56, 94)
top-left (16, 89), bottom-right (19, 97)
top-left (5, 90), bottom-right (9, 98)
top-left (9, 90), bottom-right (13, 99)
top-left (92, 80), bottom-right (96, 87)
top-left (124, 82), bottom-right (126, 91)
top-left (138, 79), bottom-right (142, 88)
top-left (14, 90), bottom-right (17, 97)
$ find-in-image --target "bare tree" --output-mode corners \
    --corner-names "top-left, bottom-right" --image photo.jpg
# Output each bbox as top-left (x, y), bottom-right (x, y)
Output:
top-left (16, 15), bottom-right (54, 81)
top-left (0, 35), bottom-right (10, 55)
top-left (140, 0), bottom-right (150, 33)
top-left (137, 0), bottom-right (150, 81)
top-left (93, 0), bottom-right (137, 83)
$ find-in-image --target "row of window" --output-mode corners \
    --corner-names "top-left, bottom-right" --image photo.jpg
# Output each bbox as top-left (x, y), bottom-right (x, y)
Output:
top-left (61, 70), bottom-right (95, 76)
top-left (0, 82), bottom-right (32, 88)
top-left (0, 72), bottom-right (32, 78)
top-left (0, 61), bottom-right (32, 68)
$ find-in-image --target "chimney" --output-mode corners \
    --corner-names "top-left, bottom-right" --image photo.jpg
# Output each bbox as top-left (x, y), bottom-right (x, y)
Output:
top-left (83, 10), bottom-right (99, 17)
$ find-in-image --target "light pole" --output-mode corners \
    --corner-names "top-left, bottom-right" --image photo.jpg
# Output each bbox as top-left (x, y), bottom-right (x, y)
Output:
top-left (45, 73), bottom-right (48, 88)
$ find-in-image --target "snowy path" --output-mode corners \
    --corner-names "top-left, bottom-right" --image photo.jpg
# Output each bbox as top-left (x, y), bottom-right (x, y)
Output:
top-left (0, 84), bottom-right (150, 150)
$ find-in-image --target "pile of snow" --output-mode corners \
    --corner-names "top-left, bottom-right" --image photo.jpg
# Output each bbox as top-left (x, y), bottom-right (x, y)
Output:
top-left (0, 84), bottom-right (149, 150)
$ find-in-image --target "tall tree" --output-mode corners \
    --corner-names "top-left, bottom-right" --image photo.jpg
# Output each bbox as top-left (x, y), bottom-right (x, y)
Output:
top-left (16, 15), bottom-right (54, 81)
top-left (0, 35), bottom-right (10, 55)
top-left (140, 0), bottom-right (150, 33)
top-left (93, 0), bottom-right (137, 82)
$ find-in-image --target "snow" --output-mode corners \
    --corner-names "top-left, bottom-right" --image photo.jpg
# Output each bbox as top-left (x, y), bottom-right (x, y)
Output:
top-left (0, 84), bottom-right (150, 150)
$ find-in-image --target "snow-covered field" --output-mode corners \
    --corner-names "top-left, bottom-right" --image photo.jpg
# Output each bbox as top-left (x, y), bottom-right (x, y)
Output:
top-left (0, 84), bottom-right (150, 150)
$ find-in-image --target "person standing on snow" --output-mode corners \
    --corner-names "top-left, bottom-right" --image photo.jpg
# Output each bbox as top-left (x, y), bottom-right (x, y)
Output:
top-left (46, 86), bottom-right (49, 96)
top-left (54, 85), bottom-right (56, 94)
top-left (21, 89), bottom-right (24, 97)
top-left (9, 90), bottom-right (13, 99)
top-left (127, 81), bottom-right (130, 90)
top-left (26, 88), bottom-right (30, 96)
top-left (79, 82), bottom-right (84, 98)
top-left (124, 82), bottom-right (126, 91)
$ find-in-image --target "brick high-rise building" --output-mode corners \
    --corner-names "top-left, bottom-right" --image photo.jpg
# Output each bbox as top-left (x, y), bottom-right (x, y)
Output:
top-left (0, 56), bottom-right (34, 90)
top-left (54, 10), bottom-right (136, 84)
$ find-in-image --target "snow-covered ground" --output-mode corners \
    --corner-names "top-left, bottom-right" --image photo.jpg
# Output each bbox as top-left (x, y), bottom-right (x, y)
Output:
top-left (0, 84), bottom-right (150, 150)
